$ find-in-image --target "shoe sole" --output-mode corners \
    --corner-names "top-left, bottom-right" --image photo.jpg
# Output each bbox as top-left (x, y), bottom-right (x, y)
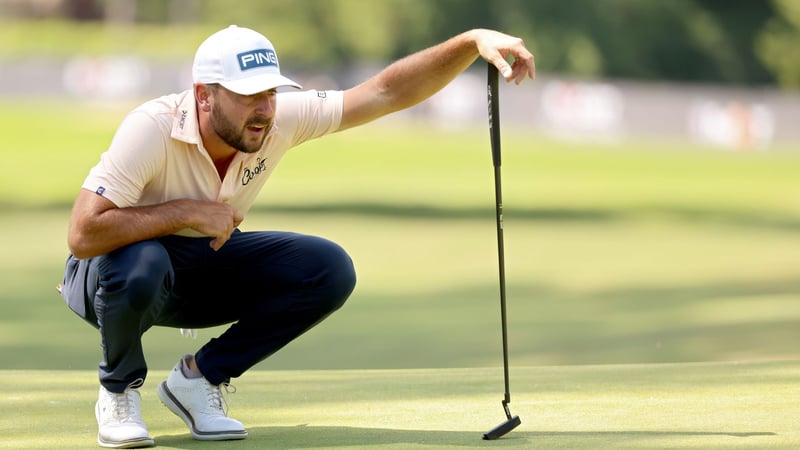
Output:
top-left (157, 381), bottom-right (248, 441)
top-left (97, 435), bottom-right (155, 449)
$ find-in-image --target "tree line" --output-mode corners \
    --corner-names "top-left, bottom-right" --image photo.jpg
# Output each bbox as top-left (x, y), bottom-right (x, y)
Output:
top-left (42, 0), bottom-right (800, 89)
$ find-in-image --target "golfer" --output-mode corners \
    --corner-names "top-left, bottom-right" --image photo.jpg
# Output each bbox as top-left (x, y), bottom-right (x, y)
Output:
top-left (59, 25), bottom-right (534, 448)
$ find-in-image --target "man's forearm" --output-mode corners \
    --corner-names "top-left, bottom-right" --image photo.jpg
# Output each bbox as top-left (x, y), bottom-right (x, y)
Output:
top-left (370, 30), bottom-right (481, 113)
top-left (68, 198), bottom-right (197, 259)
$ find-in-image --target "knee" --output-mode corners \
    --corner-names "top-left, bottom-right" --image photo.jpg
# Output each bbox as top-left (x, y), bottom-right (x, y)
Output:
top-left (306, 237), bottom-right (357, 312)
top-left (328, 247), bottom-right (357, 311)
top-left (97, 241), bottom-right (173, 311)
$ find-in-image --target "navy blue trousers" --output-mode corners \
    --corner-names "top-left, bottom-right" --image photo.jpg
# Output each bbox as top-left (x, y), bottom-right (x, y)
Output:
top-left (60, 230), bottom-right (356, 393)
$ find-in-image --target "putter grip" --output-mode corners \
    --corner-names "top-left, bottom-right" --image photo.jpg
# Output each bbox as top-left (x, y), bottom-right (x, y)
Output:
top-left (488, 63), bottom-right (501, 168)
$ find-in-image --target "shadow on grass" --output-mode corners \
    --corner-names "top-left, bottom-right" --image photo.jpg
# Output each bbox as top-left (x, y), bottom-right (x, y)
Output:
top-left (6, 201), bottom-right (800, 232)
top-left (154, 426), bottom-right (777, 449)
top-left (6, 263), bottom-right (800, 369)
top-left (251, 202), bottom-right (800, 232)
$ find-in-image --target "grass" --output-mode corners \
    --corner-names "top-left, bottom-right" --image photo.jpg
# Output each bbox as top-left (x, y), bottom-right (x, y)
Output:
top-left (2, 206), bottom-right (799, 372)
top-left (1, 99), bottom-right (799, 370)
top-left (0, 99), bottom-right (798, 448)
top-left (2, 360), bottom-right (798, 449)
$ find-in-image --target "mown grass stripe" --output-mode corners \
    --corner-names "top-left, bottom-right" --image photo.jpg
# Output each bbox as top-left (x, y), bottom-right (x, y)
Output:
top-left (1, 361), bottom-right (797, 449)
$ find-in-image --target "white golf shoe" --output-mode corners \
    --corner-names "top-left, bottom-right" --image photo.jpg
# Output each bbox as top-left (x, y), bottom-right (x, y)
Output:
top-left (95, 380), bottom-right (154, 448)
top-left (157, 357), bottom-right (247, 441)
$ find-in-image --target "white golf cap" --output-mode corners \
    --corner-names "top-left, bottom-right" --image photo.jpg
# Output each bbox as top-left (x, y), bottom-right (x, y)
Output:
top-left (192, 25), bottom-right (301, 95)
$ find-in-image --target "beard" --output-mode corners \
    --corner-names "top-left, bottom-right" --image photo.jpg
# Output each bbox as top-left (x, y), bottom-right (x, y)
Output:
top-left (210, 101), bottom-right (272, 154)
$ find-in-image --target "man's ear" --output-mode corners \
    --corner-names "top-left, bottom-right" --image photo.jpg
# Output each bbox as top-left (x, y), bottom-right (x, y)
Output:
top-left (194, 83), bottom-right (213, 112)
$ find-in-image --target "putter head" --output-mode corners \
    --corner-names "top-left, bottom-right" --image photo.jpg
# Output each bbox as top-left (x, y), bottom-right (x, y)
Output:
top-left (483, 415), bottom-right (521, 440)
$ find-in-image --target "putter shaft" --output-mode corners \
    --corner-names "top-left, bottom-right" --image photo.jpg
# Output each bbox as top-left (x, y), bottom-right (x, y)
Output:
top-left (483, 62), bottom-right (521, 440)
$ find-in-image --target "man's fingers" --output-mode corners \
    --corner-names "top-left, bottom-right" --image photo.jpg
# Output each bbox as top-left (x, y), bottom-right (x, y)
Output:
top-left (507, 51), bottom-right (535, 84)
top-left (484, 49), bottom-right (513, 80)
top-left (209, 235), bottom-right (228, 251)
top-left (209, 237), bottom-right (220, 251)
top-left (214, 210), bottom-right (242, 251)
top-left (500, 64), bottom-right (513, 80)
top-left (521, 52), bottom-right (536, 80)
top-left (511, 62), bottom-right (532, 85)
top-left (488, 50), bottom-right (535, 84)
top-left (474, 30), bottom-right (535, 84)
top-left (498, 61), bottom-right (513, 80)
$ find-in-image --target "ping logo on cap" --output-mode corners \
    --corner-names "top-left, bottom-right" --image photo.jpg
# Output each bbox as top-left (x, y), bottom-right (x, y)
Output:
top-left (237, 49), bottom-right (278, 71)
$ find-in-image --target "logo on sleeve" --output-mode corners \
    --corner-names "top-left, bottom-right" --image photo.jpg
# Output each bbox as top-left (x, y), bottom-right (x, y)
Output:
top-left (237, 49), bottom-right (278, 71)
top-left (96, 186), bottom-right (106, 195)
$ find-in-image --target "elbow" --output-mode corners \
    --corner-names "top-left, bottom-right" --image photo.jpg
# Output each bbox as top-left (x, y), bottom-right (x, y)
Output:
top-left (67, 228), bottom-right (100, 260)
top-left (67, 235), bottom-right (92, 260)
top-left (67, 191), bottom-right (120, 259)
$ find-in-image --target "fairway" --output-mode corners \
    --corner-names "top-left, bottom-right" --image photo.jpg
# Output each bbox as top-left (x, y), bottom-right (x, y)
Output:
top-left (2, 360), bottom-right (798, 449)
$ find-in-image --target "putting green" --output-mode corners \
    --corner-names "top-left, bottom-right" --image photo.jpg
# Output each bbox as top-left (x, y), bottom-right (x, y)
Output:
top-left (2, 360), bottom-right (797, 449)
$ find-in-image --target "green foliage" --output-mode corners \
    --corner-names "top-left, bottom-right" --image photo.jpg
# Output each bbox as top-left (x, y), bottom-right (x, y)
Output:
top-left (498, 0), bottom-right (777, 84)
top-left (0, 0), bottom-right (794, 87)
top-left (195, 0), bottom-right (437, 69)
top-left (756, 0), bottom-right (800, 88)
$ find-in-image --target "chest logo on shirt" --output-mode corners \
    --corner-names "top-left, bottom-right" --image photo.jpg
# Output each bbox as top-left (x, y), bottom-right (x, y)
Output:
top-left (242, 157), bottom-right (268, 186)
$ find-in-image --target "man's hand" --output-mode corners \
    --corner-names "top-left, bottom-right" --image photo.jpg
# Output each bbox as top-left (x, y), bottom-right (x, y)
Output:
top-left (186, 200), bottom-right (244, 251)
top-left (472, 29), bottom-right (536, 85)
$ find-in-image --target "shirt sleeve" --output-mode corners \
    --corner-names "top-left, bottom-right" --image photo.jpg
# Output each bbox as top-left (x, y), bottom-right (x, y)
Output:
top-left (276, 90), bottom-right (343, 148)
top-left (81, 110), bottom-right (167, 208)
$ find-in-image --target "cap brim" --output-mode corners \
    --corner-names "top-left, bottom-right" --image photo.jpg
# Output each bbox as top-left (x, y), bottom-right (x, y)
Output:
top-left (220, 74), bottom-right (302, 95)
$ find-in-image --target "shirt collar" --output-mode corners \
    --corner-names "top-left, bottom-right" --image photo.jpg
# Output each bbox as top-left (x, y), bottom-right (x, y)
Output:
top-left (170, 90), bottom-right (200, 145)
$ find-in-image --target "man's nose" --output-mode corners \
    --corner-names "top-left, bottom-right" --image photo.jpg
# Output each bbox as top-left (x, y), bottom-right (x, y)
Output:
top-left (254, 95), bottom-right (275, 116)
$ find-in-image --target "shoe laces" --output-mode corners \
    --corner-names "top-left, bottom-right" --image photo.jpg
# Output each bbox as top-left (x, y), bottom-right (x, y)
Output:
top-left (206, 381), bottom-right (236, 416)
top-left (110, 378), bottom-right (144, 422)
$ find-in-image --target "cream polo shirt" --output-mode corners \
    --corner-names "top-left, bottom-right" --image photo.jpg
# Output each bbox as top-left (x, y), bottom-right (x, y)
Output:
top-left (82, 89), bottom-right (343, 237)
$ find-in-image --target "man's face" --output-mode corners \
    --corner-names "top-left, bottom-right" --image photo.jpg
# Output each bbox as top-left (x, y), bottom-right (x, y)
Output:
top-left (209, 87), bottom-right (277, 154)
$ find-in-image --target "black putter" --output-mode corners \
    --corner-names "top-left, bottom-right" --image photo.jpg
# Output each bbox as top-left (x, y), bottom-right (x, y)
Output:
top-left (482, 62), bottom-right (522, 441)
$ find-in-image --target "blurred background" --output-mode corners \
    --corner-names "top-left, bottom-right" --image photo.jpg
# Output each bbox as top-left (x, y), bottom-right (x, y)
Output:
top-left (2, 0), bottom-right (800, 143)
top-left (0, 0), bottom-right (798, 372)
